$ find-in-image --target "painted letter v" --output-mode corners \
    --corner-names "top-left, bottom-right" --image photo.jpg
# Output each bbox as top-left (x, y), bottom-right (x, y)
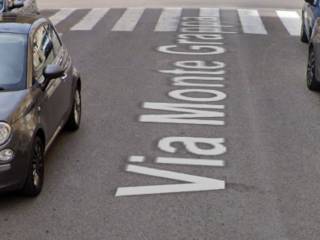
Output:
top-left (115, 165), bottom-right (225, 197)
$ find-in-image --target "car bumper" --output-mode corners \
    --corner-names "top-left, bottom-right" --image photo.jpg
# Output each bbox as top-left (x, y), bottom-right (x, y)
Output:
top-left (0, 164), bottom-right (21, 191)
top-left (0, 147), bottom-right (31, 193)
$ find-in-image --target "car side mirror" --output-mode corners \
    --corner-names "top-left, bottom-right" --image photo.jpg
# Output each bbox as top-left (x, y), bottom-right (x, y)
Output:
top-left (9, 0), bottom-right (24, 9)
top-left (305, 0), bottom-right (316, 5)
top-left (43, 64), bottom-right (64, 82)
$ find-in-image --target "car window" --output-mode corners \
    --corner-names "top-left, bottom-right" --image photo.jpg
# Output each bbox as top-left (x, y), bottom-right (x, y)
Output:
top-left (33, 25), bottom-right (55, 84)
top-left (48, 24), bottom-right (62, 56)
top-left (0, 33), bottom-right (27, 90)
top-left (0, 0), bottom-right (4, 11)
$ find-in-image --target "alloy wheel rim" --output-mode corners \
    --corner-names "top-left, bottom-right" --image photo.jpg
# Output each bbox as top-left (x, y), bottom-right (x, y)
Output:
top-left (74, 90), bottom-right (81, 125)
top-left (32, 141), bottom-right (43, 188)
top-left (33, 167), bottom-right (40, 187)
top-left (308, 50), bottom-right (316, 86)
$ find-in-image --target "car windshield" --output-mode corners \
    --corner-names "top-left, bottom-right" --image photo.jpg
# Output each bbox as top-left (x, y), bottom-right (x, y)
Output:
top-left (0, 0), bottom-right (3, 12)
top-left (0, 33), bottom-right (27, 90)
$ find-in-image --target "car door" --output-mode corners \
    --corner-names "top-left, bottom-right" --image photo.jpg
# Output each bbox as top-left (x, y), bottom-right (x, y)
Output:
top-left (305, 0), bottom-right (319, 37)
top-left (32, 24), bottom-right (66, 139)
top-left (47, 23), bottom-right (74, 120)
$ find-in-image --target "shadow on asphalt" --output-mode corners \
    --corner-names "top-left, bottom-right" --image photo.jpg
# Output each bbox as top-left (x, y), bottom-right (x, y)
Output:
top-left (0, 131), bottom-right (74, 208)
top-left (0, 192), bottom-right (34, 209)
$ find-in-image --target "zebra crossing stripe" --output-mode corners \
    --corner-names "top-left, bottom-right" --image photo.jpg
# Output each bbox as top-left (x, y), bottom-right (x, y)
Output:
top-left (199, 8), bottom-right (220, 18)
top-left (276, 10), bottom-right (301, 36)
top-left (50, 8), bottom-right (76, 26)
top-left (238, 9), bottom-right (267, 35)
top-left (154, 8), bottom-right (182, 32)
top-left (112, 8), bottom-right (145, 32)
top-left (71, 8), bottom-right (109, 31)
top-left (199, 8), bottom-right (221, 32)
top-left (47, 8), bottom-right (304, 37)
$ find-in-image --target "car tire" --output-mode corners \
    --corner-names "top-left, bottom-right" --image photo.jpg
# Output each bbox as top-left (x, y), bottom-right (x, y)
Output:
top-left (21, 136), bottom-right (45, 197)
top-left (301, 20), bottom-right (309, 43)
top-left (307, 46), bottom-right (320, 91)
top-left (65, 87), bottom-right (81, 131)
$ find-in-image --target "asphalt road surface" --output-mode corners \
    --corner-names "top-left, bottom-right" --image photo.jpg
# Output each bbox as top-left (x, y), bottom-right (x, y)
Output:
top-left (1, 1), bottom-right (320, 240)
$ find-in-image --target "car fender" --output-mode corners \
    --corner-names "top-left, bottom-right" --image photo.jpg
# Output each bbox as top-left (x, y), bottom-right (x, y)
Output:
top-left (308, 13), bottom-right (320, 80)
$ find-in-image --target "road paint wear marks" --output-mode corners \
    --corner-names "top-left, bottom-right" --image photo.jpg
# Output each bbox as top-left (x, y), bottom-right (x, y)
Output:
top-left (50, 8), bottom-right (76, 26)
top-left (155, 8), bottom-right (182, 32)
top-left (276, 10), bottom-right (302, 36)
top-left (112, 8), bottom-right (145, 32)
top-left (71, 8), bottom-right (109, 31)
top-left (238, 9), bottom-right (267, 35)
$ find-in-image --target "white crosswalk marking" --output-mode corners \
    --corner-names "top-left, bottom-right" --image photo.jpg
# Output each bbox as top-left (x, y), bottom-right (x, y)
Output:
top-left (50, 8), bottom-right (76, 26)
top-left (71, 8), bottom-right (109, 31)
top-left (112, 8), bottom-right (145, 32)
top-left (199, 8), bottom-right (221, 32)
top-left (276, 10), bottom-right (301, 36)
top-left (45, 7), bottom-right (304, 37)
top-left (154, 8), bottom-right (182, 32)
top-left (199, 8), bottom-right (220, 18)
top-left (238, 9), bottom-right (267, 35)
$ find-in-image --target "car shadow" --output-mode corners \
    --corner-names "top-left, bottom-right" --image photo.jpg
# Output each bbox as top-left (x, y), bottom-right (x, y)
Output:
top-left (0, 192), bottom-right (34, 209)
top-left (0, 130), bottom-right (75, 208)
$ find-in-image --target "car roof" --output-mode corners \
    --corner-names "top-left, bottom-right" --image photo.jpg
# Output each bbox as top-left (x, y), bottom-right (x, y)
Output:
top-left (0, 13), bottom-right (45, 34)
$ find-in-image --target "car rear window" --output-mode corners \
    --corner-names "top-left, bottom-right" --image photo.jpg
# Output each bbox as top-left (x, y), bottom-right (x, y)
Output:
top-left (0, 33), bottom-right (27, 90)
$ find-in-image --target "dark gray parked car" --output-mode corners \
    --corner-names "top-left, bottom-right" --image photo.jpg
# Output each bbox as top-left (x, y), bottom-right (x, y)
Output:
top-left (0, 14), bottom-right (82, 197)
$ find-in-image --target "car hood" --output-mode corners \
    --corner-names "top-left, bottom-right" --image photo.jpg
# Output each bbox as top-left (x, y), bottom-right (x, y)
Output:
top-left (0, 89), bottom-right (31, 124)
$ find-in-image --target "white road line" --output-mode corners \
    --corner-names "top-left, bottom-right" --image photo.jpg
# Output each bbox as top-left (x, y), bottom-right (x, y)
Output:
top-left (49, 8), bottom-right (76, 26)
top-left (276, 10), bottom-right (301, 36)
top-left (129, 156), bottom-right (146, 163)
top-left (154, 8), bottom-right (182, 32)
top-left (238, 9), bottom-right (267, 35)
top-left (71, 8), bottom-right (109, 31)
top-left (112, 8), bottom-right (145, 31)
top-left (156, 157), bottom-right (225, 167)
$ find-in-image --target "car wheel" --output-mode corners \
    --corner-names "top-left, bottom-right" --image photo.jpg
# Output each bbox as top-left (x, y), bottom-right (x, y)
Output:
top-left (301, 20), bottom-right (309, 43)
top-left (65, 87), bottom-right (81, 131)
top-left (307, 47), bottom-right (320, 91)
top-left (21, 136), bottom-right (45, 197)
